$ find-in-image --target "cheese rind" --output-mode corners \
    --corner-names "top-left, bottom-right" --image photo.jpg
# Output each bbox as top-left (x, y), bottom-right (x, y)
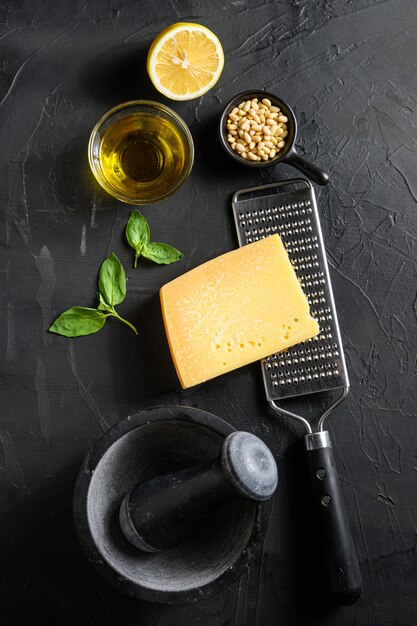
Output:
top-left (160, 235), bottom-right (319, 389)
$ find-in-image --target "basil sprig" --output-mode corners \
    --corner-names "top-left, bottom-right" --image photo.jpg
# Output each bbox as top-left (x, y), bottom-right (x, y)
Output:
top-left (49, 253), bottom-right (138, 337)
top-left (126, 210), bottom-right (182, 268)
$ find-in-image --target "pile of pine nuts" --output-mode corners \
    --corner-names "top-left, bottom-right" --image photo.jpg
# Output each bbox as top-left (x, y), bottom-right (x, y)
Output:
top-left (226, 97), bottom-right (288, 162)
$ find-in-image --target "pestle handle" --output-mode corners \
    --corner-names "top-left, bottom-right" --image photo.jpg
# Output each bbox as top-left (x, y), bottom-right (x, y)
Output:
top-left (119, 431), bottom-right (278, 552)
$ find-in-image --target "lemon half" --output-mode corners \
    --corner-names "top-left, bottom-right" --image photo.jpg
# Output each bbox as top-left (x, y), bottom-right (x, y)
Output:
top-left (147, 22), bottom-right (224, 101)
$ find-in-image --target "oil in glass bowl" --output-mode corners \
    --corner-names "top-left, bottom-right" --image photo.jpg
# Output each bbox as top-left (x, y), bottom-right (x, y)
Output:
top-left (89, 101), bottom-right (194, 204)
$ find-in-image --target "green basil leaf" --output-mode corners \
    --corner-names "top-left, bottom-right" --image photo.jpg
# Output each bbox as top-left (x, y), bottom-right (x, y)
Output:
top-left (97, 292), bottom-right (111, 311)
top-left (49, 307), bottom-right (107, 337)
top-left (126, 211), bottom-right (150, 267)
top-left (98, 252), bottom-right (126, 306)
top-left (142, 242), bottom-right (183, 265)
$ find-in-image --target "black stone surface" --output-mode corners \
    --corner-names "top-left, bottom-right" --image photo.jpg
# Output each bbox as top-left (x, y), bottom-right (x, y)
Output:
top-left (1, 0), bottom-right (417, 624)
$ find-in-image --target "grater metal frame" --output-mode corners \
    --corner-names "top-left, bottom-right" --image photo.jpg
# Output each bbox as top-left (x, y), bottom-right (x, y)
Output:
top-left (232, 179), bottom-right (349, 434)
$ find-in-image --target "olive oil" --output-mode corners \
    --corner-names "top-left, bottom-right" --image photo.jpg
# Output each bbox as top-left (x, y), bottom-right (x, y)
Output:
top-left (98, 113), bottom-right (189, 203)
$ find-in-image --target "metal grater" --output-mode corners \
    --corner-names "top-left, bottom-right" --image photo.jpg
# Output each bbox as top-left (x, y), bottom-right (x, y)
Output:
top-left (232, 179), bottom-right (349, 418)
top-left (232, 179), bottom-right (362, 604)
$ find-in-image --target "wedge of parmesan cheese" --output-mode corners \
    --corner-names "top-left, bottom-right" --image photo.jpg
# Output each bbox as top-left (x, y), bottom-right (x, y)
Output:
top-left (160, 235), bottom-right (319, 388)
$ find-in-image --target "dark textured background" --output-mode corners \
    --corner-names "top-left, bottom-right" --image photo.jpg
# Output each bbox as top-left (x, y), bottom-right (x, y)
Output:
top-left (1, 0), bottom-right (417, 624)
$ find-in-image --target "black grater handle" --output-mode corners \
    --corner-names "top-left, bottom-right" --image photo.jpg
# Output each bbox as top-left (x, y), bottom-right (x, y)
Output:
top-left (283, 152), bottom-right (329, 186)
top-left (305, 431), bottom-right (362, 605)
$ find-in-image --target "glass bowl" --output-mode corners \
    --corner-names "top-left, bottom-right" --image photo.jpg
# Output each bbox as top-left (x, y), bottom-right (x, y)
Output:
top-left (88, 100), bottom-right (194, 204)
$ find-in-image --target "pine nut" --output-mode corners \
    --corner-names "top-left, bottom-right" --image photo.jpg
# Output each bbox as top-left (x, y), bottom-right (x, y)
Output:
top-left (226, 96), bottom-right (288, 162)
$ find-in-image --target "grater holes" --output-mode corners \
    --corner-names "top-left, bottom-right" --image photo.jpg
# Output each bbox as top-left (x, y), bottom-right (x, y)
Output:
top-left (238, 192), bottom-right (346, 397)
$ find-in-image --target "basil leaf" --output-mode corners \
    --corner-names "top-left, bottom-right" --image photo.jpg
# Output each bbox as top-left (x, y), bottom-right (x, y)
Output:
top-left (49, 307), bottom-right (107, 337)
top-left (142, 242), bottom-right (183, 265)
top-left (98, 252), bottom-right (126, 306)
top-left (126, 211), bottom-right (150, 267)
top-left (97, 292), bottom-right (111, 311)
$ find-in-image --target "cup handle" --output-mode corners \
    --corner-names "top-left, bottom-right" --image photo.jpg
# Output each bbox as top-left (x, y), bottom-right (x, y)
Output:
top-left (283, 151), bottom-right (329, 186)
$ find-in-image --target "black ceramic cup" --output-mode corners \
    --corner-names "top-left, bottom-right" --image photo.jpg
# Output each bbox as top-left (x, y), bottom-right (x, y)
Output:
top-left (219, 90), bottom-right (329, 186)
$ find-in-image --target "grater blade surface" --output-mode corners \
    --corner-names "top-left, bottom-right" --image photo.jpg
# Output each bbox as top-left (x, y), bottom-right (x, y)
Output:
top-left (232, 179), bottom-right (349, 402)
